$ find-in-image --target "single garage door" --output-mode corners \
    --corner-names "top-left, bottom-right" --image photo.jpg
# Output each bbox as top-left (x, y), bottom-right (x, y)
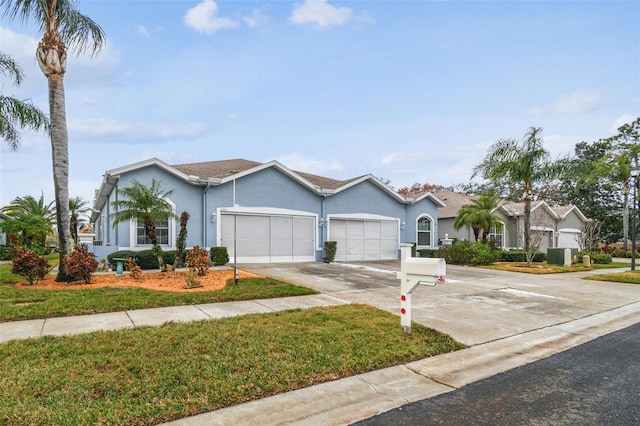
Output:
top-left (220, 212), bottom-right (316, 263)
top-left (557, 228), bottom-right (581, 249)
top-left (329, 218), bottom-right (398, 261)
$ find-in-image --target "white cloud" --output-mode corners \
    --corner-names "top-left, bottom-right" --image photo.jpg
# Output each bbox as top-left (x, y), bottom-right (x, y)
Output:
top-left (552, 89), bottom-right (602, 114)
top-left (611, 113), bottom-right (636, 133)
top-left (381, 153), bottom-right (407, 165)
top-left (356, 11), bottom-right (376, 24)
top-left (274, 153), bottom-right (344, 175)
top-left (544, 134), bottom-right (583, 158)
top-left (68, 118), bottom-right (209, 143)
top-left (184, 0), bottom-right (239, 34)
top-left (137, 25), bottom-right (151, 39)
top-left (289, 0), bottom-right (352, 28)
top-left (243, 7), bottom-right (270, 28)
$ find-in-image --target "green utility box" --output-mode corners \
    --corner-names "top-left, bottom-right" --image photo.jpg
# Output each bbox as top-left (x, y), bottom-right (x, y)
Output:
top-left (547, 248), bottom-right (578, 265)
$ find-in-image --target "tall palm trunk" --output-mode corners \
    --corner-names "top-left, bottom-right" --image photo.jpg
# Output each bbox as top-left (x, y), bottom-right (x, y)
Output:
top-left (622, 180), bottom-right (629, 251)
top-left (144, 215), bottom-right (164, 270)
top-left (523, 182), bottom-right (533, 265)
top-left (38, 25), bottom-right (72, 280)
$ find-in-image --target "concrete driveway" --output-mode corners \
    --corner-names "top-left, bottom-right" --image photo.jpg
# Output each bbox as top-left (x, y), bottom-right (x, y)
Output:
top-left (239, 261), bottom-right (640, 346)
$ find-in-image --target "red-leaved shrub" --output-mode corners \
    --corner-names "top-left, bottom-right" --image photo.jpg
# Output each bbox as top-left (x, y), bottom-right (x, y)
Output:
top-left (11, 247), bottom-right (49, 285)
top-left (62, 244), bottom-right (98, 284)
top-left (186, 245), bottom-right (211, 276)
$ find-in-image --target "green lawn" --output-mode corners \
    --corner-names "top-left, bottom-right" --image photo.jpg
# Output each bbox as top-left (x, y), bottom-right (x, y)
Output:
top-left (585, 270), bottom-right (640, 285)
top-left (481, 261), bottom-right (630, 274)
top-left (0, 275), bottom-right (318, 322)
top-left (0, 304), bottom-right (465, 426)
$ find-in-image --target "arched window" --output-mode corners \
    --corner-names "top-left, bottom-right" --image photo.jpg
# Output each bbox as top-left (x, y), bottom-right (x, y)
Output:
top-left (417, 216), bottom-right (433, 248)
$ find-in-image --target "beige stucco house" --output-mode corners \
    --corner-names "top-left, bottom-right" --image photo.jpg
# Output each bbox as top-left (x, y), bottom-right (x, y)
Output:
top-left (435, 191), bottom-right (590, 252)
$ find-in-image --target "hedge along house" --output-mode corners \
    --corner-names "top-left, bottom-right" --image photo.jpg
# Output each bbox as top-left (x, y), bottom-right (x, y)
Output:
top-left (90, 158), bottom-right (445, 263)
top-left (435, 191), bottom-right (590, 252)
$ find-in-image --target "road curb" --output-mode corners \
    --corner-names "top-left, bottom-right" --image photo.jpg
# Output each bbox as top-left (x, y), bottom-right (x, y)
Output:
top-left (163, 301), bottom-right (640, 426)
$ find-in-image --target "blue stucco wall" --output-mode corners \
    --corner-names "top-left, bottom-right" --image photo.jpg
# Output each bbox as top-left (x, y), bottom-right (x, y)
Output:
top-left (404, 197), bottom-right (440, 247)
top-left (91, 162), bottom-right (442, 261)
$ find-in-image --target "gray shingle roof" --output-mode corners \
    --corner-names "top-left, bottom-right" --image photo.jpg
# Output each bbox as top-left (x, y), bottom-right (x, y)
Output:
top-left (171, 159), bottom-right (262, 179)
top-left (434, 191), bottom-right (477, 218)
top-left (171, 158), bottom-right (354, 190)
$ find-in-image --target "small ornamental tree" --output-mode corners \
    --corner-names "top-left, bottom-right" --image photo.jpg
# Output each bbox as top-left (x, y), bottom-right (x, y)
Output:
top-left (11, 247), bottom-right (49, 285)
top-left (174, 211), bottom-right (190, 269)
top-left (186, 245), bottom-right (211, 276)
top-left (125, 257), bottom-right (142, 280)
top-left (62, 244), bottom-right (98, 284)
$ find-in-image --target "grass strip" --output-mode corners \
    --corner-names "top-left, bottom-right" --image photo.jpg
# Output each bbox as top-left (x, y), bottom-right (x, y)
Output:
top-left (0, 277), bottom-right (317, 322)
top-left (585, 270), bottom-right (640, 284)
top-left (480, 261), bottom-right (630, 274)
top-left (0, 304), bottom-right (464, 425)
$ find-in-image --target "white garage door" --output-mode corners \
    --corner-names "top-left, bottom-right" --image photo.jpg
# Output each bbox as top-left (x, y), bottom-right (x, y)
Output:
top-left (329, 218), bottom-right (398, 261)
top-left (557, 228), bottom-right (581, 249)
top-left (220, 212), bottom-right (316, 263)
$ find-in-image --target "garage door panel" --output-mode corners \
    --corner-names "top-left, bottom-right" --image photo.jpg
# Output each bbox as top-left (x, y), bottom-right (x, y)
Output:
top-left (271, 240), bottom-right (293, 257)
top-left (347, 238), bottom-right (364, 260)
top-left (381, 221), bottom-right (397, 238)
top-left (294, 217), bottom-right (314, 239)
top-left (271, 216), bottom-right (293, 240)
top-left (330, 218), bottom-right (398, 261)
top-left (221, 212), bottom-right (315, 262)
top-left (348, 221), bottom-right (364, 239)
top-left (237, 239), bottom-right (270, 257)
top-left (364, 221), bottom-right (381, 238)
top-left (381, 240), bottom-right (398, 258)
top-left (364, 239), bottom-right (381, 260)
top-left (237, 215), bottom-right (269, 239)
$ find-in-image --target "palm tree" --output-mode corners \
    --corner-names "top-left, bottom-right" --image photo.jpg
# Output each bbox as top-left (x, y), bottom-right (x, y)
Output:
top-left (110, 179), bottom-right (179, 270)
top-left (472, 127), bottom-right (555, 258)
top-left (0, 193), bottom-right (55, 250)
top-left (69, 196), bottom-right (91, 245)
top-left (0, 52), bottom-right (49, 150)
top-left (1, 0), bottom-right (105, 280)
top-left (453, 192), bottom-right (503, 243)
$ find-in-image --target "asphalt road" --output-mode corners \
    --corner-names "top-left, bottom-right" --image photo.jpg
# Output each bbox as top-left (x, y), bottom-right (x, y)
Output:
top-left (353, 321), bottom-right (640, 426)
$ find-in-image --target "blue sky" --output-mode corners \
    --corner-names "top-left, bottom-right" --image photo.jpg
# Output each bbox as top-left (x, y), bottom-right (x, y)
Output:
top-left (1, 0), bottom-right (638, 209)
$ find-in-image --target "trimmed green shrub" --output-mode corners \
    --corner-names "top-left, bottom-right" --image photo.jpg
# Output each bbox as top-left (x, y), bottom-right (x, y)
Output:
top-left (210, 246), bottom-right (229, 266)
top-left (590, 252), bottom-right (613, 264)
top-left (417, 249), bottom-right (438, 258)
top-left (0, 245), bottom-right (14, 260)
top-left (611, 248), bottom-right (627, 258)
top-left (499, 250), bottom-right (545, 263)
top-left (107, 251), bottom-right (139, 269)
top-left (107, 250), bottom-right (177, 270)
top-left (324, 241), bottom-right (337, 262)
top-left (439, 241), bottom-right (497, 266)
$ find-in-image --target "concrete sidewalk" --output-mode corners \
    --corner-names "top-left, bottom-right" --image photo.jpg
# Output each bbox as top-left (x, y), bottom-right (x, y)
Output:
top-left (0, 294), bottom-right (348, 343)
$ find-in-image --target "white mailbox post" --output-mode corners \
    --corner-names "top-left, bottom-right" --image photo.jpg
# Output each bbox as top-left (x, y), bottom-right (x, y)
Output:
top-left (397, 243), bottom-right (446, 333)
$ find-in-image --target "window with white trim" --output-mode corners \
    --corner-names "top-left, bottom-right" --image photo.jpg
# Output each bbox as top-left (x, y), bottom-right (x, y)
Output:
top-left (417, 216), bottom-right (433, 247)
top-left (488, 223), bottom-right (504, 248)
top-left (137, 218), bottom-right (169, 245)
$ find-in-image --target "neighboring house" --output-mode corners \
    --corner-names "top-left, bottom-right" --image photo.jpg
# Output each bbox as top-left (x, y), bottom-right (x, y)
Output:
top-left (435, 191), bottom-right (590, 252)
top-left (0, 212), bottom-right (9, 246)
top-left (90, 158), bottom-right (444, 263)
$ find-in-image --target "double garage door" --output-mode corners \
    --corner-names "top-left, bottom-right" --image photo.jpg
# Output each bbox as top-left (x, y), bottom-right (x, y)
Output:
top-left (329, 218), bottom-right (399, 261)
top-left (220, 211), bottom-right (316, 263)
